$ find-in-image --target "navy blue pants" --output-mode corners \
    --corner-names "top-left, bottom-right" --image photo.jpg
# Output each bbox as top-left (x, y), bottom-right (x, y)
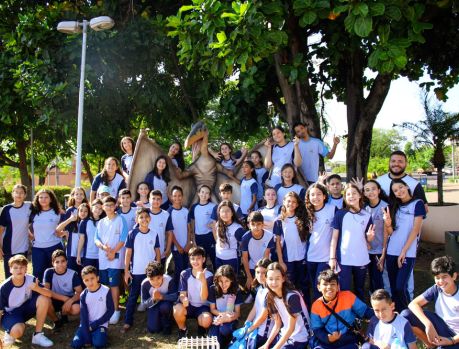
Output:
top-left (172, 250), bottom-right (188, 289)
top-left (147, 300), bottom-right (173, 333)
top-left (247, 334), bottom-right (268, 349)
top-left (339, 264), bottom-right (368, 301)
top-left (309, 332), bottom-right (359, 349)
top-left (68, 256), bottom-right (82, 275)
top-left (386, 255), bottom-right (415, 312)
top-left (215, 257), bottom-right (239, 274)
top-left (124, 273), bottom-right (145, 326)
top-left (195, 232), bottom-right (216, 268)
top-left (368, 254), bottom-right (384, 293)
top-left (401, 309), bottom-right (459, 349)
top-left (286, 260), bottom-right (310, 308)
top-left (71, 326), bottom-right (107, 349)
top-left (209, 320), bottom-right (237, 347)
top-left (32, 243), bottom-right (63, 281)
top-left (307, 261), bottom-right (330, 300)
top-left (2, 251), bottom-right (27, 278)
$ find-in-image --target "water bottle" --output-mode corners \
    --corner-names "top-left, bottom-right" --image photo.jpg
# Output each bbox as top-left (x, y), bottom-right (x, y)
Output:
top-left (391, 338), bottom-right (407, 349)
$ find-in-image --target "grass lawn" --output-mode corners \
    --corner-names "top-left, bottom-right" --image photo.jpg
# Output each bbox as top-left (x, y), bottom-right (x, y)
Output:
top-left (0, 241), bottom-right (446, 348)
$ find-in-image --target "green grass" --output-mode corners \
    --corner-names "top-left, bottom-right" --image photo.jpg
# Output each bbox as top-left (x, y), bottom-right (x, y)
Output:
top-left (0, 241), bottom-right (446, 348)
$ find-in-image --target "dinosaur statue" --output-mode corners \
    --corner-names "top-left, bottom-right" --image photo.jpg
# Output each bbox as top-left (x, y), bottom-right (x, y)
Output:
top-left (128, 121), bottom-right (267, 206)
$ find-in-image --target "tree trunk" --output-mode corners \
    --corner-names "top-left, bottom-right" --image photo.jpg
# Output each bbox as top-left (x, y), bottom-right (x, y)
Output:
top-left (345, 49), bottom-right (392, 179)
top-left (16, 140), bottom-right (31, 199)
top-left (437, 167), bottom-right (444, 205)
top-left (433, 145), bottom-right (446, 205)
top-left (82, 156), bottom-right (94, 184)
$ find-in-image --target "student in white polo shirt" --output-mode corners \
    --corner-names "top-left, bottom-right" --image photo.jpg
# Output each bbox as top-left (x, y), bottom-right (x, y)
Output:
top-left (241, 211), bottom-right (274, 289)
top-left (123, 208), bottom-right (161, 333)
top-left (385, 179), bottom-right (426, 313)
top-left (402, 256), bottom-right (459, 348)
top-left (305, 183), bottom-right (337, 300)
top-left (0, 184), bottom-right (31, 278)
top-left (329, 183), bottom-right (375, 301)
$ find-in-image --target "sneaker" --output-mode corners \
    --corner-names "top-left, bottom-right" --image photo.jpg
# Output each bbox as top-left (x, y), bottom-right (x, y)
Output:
top-left (31, 332), bottom-right (53, 347)
top-left (3, 332), bottom-right (15, 346)
top-left (178, 328), bottom-right (188, 340)
top-left (197, 325), bottom-right (207, 337)
top-left (137, 302), bottom-right (147, 312)
top-left (109, 310), bottom-right (121, 325)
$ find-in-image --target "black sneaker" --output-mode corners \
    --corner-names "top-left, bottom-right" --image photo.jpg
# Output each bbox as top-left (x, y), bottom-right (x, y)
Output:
top-left (162, 327), bottom-right (172, 336)
top-left (178, 328), bottom-right (188, 340)
top-left (53, 319), bottom-right (65, 331)
top-left (197, 326), bottom-right (207, 337)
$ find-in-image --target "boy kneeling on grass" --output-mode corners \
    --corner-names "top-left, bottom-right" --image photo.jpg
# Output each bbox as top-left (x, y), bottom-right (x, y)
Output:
top-left (71, 266), bottom-right (114, 349)
top-left (363, 289), bottom-right (417, 349)
top-left (402, 255), bottom-right (459, 349)
top-left (0, 255), bottom-right (54, 347)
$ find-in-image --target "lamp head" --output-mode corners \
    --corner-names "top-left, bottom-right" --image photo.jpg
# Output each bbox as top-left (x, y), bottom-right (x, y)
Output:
top-left (89, 16), bottom-right (115, 31)
top-left (57, 21), bottom-right (81, 34)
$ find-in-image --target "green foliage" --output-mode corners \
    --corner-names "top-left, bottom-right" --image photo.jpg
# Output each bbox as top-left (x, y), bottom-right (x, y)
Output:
top-left (0, 185), bottom-right (73, 208)
top-left (370, 128), bottom-right (406, 159)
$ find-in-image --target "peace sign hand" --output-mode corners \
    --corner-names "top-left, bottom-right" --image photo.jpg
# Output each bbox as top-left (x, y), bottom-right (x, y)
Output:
top-left (366, 224), bottom-right (375, 242)
top-left (382, 207), bottom-right (392, 228)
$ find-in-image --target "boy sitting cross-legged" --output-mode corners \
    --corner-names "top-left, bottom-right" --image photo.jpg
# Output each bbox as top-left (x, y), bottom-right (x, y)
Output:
top-left (0, 255), bottom-right (54, 347)
top-left (402, 256), bottom-right (459, 348)
top-left (71, 265), bottom-right (114, 349)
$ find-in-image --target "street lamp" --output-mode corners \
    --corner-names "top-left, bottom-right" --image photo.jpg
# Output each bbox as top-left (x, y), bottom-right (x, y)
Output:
top-left (57, 16), bottom-right (114, 187)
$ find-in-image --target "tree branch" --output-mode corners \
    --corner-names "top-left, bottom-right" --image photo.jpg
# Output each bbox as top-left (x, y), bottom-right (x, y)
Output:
top-left (362, 73), bottom-right (392, 122)
top-left (0, 151), bottom-right (19, 167)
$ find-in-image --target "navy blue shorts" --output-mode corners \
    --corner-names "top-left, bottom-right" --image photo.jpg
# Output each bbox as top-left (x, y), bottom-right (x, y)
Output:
top-left (1, 293), bottom-right (39, 332)
top-left (186, 304), bottom-right (210, 319)
top-left (99, 268), bottom-right (121, 287)
top-left (52, 299), bottom-right (80, 312)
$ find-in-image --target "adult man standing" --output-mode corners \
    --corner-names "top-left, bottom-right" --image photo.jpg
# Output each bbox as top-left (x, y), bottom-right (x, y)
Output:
top-left (293, 122), bottom-right (340, 185)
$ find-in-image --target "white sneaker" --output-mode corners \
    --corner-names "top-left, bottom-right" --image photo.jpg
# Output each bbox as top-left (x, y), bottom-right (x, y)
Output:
top-left (109, 310), bottom-right (121, 324)
top-left (31, 332), bottom-right (53, 347)
top-left (137, 302), bottom-right (147, 312)
top-left (3, 332), bottom-right (15, 346)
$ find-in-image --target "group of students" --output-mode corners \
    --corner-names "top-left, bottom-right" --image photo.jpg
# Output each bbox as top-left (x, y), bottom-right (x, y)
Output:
top-left (0, 124), bottom-right (456, 349)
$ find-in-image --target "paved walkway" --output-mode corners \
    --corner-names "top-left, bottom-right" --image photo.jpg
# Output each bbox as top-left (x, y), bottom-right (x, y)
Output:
top-left (425, 182), bottom-right (459, 204)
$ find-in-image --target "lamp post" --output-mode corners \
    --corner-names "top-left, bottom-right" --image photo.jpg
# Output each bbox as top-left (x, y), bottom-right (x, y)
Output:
top-left (57, 16), bottom-right (114, 187)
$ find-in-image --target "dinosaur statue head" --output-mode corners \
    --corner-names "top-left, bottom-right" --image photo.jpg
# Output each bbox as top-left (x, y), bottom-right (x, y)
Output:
top-left (185, 121), bottom-right (208, 159)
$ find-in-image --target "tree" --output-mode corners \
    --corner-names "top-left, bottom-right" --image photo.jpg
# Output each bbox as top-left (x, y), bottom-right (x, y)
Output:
top-left (368, 128), bottom-right (405, 175)
top-left (399, 91), bottom-right (459, 205)
top-left (167, 0), bottom-right (458, 178)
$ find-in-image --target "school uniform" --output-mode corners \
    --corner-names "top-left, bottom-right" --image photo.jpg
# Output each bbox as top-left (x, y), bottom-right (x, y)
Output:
top-left (254, 167), bottom-right (269, 205)
top-left (189, 202), bottom-right (217, 266)
top-left (272, 291), bottom-right (311, 348)
top-left (240, 178), bottom-right (258, 215)
top-left (94, 214), bottom-right (128, 287)
top-left (117, 207), bottom-right (136, 231)
top-left (386, 199), bottom-right (426, 312)
top-left (148, 209), bottom-right (174, 265)
top-left (78, 219), bottom-right (100, 269)
top-left (221, 158), bottom-right (236, 171)
top-left (240, 230), bottom-right (274, 275)
top-left (140, 274), bottom-right (176, 333)
top-left (121, 154), bottom-right (133, 175)
top-left (377, 173), bottom-right (428, 204)
top-left (275, 183), bottom-right (306, 206)
top-left (91, 173), bottom-right (126, 199)
top-left (124, 227), bottom-right (160, 326)
top-left (364, 200), bottom-right (388, 292)
top-left (298, 137), bottom-right (329, 184)
top-left (208, 285), bottom-right (244, 346)
top-left (144, 172), bottom-right (170, 209)
top-left (247, 286), bottom-right (273, 349)
top-left (30, 209), bottom-right (64, 281)
top-left (62, 207), bottom-right (81, 272)
top-left (43, 267), bottom-right (81, 311)
top-left (71, 284), bottom-right (114, 349)
top-left (0, 274), bottom-right (40, 332)
top-left (259, 205), bottom-right (281, 261)
top-left (215, 222), bottom-right (245, 272)
top-left (167, 206), bottom-right (190, 286)
top-left (0, 202), bottom-right (31, 277)
top-left (179, 268), bottom-right (213, 318)
top-left (402, 284), bottom-right (459, 349)
top-left (363, 314), bottom-right (416, 349)
top-left (269, 142), bottom-right (295, 187)
top-left (331, 209), bottom-right (373, 300)
top-left (307, 203), bottom-right (336, 299)
top-left (273, 217), bottom-right (308, 300)
top-left (328, 195), bottom-right (344, 210)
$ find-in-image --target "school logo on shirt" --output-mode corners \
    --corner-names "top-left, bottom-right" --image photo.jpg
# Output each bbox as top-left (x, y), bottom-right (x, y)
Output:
top-left (159, 223), bottom-right (164, 228)
top-left (453, 305), bottom-right (459, 313)
top-left (63, 282), bottom-right (68, 288)
top-left (360, 220), bottom-right (365, 226)
top-left (149, 240), bottom-right (154, 245)
top-left (325, 219), bottom-right (330, 225)
top-left (99, 297), bottom-right (103, 302)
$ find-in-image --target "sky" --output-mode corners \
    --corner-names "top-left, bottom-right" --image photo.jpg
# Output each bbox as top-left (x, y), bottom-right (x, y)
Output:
top-left (322, 78), bottom-right (459, 161)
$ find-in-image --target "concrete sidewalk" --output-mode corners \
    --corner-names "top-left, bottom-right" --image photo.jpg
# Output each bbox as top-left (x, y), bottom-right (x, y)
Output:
top-left (425, 182), bottom-right (459, 204)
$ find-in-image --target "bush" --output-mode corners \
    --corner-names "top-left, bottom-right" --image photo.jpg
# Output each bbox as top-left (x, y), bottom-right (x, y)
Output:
top-left (0, 185), bottom-right (78, 208)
